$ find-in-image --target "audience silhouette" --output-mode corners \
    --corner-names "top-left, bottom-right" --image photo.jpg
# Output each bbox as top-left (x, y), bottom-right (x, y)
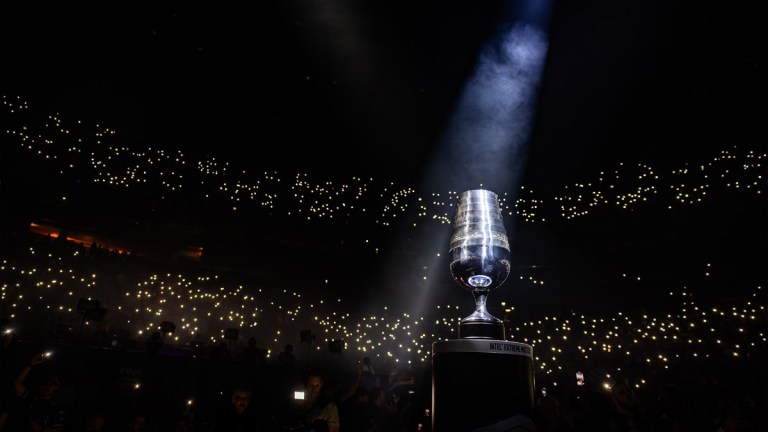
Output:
top-left (0, 352), bottom-right (66, 432)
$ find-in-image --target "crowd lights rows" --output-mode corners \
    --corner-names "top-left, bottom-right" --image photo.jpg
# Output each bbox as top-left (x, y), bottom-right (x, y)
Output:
top-left (1, 94), bottom-right (766, 391)
top-left (1, 243), bottom-right (765, 392)
top-left (3, 95), bottom-right (765, 241)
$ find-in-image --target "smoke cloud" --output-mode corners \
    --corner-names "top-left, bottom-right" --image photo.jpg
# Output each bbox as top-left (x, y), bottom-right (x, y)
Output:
top-left (424, 22), bottom-right (548, 195)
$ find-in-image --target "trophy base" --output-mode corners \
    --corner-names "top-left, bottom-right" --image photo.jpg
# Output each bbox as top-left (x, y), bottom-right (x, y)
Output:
top-left (459, 319), bottom-right (505, 339)
top-left (432, 339), bottom-right (535, 431)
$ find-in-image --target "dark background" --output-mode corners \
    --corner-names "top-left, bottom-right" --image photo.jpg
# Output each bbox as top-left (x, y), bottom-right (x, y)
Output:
top-left (2, 1), bottom-right (764, 180)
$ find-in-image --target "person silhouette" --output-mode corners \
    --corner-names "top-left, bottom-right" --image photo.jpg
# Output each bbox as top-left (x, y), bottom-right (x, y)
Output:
top-left (276, 344), bottom-right (295, 368)
top-left (145, 332), bottom-right (162, 354)
top-left (242, 337), bottom-right (265, 365)
top-left (359, 357), bottom-right (379, 391)
top-left (0, 352), bottom-right (65, 432)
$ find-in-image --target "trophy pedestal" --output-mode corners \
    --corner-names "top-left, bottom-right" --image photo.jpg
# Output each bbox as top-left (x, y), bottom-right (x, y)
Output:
top-left (459, 319), bottom-right (505, 340)
top-left (432, 339), bottom-right (535, 432)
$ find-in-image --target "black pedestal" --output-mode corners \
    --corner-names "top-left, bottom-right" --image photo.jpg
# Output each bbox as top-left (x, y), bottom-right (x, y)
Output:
top-left (432, 339), bottom-right (535, 431)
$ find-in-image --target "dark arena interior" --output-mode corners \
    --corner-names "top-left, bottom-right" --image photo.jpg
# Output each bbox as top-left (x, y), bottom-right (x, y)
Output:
top-left (1, 1), bottom-right (766, 431)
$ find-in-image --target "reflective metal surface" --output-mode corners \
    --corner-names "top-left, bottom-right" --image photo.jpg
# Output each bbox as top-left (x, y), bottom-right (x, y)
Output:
top-left (449, 189), bottom-right (511, 339)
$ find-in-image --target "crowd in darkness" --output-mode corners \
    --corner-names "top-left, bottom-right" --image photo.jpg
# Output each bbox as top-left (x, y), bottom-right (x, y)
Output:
top-left (0, 283), bottom-right (427, 432)
top-left (0, 318), bottom-right (765, 432)
top-left (1, 96), bottom-right (766, 430)
top-left (0, 332), bottom-right (422, 432)
top-left (0, 230), bottom-right (765, 431)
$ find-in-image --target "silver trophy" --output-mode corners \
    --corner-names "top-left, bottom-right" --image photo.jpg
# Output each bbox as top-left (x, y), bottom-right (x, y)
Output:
top-left (449, 189), bottom-right (511, 339)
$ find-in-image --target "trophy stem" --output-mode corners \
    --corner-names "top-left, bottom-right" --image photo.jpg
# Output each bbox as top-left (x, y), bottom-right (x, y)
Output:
top-left (459, 289), bottom-right (505, 339)
top-left (473, 290), bottom-right (490, 317)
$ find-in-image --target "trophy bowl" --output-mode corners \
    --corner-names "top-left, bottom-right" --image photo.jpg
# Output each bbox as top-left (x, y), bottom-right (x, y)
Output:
top-left (449, 189), bottom-right (511, 339)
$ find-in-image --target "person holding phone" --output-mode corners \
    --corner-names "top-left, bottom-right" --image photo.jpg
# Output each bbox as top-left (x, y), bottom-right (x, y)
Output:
top-left (0, 351), bottom-right (65, 432)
